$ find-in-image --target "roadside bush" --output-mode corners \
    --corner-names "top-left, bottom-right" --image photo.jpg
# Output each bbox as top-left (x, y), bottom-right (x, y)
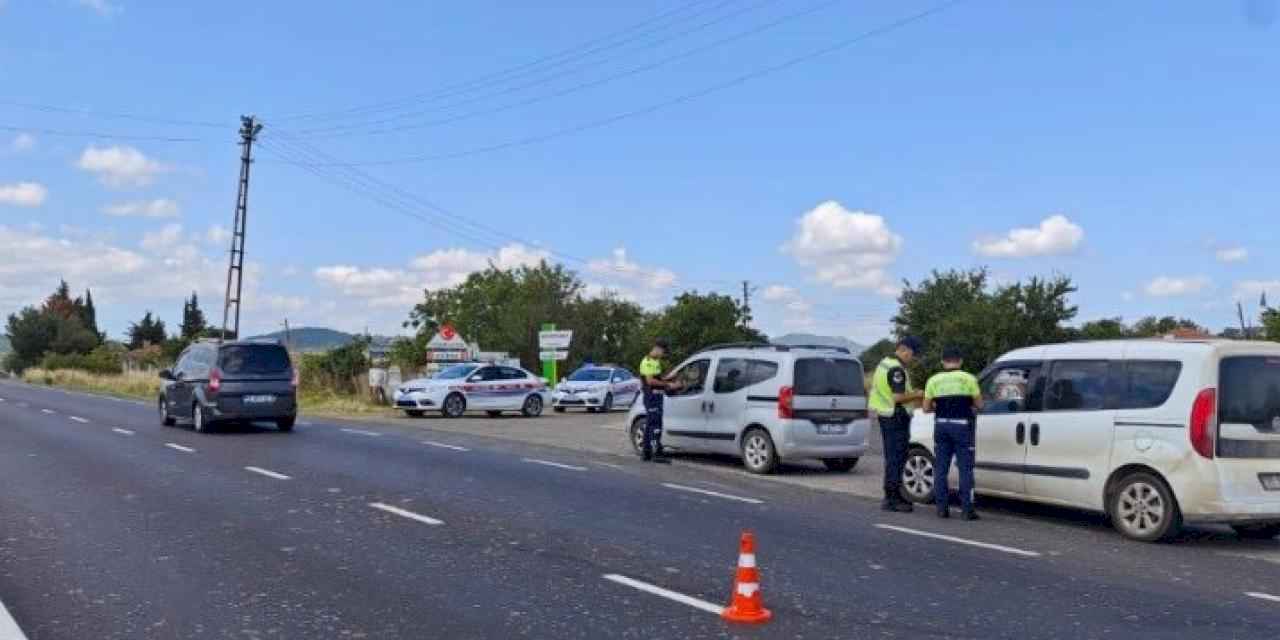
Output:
top-left (40, 344), bottom-right (124, 375)
top-left (297, 337), bottom-right (370, 396)
top-left (21, 368), bottom-right (158, 399)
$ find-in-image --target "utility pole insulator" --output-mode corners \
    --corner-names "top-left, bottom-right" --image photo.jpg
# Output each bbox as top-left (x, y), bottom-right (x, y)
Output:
top-left (220, 115), bottom-right (263, 342)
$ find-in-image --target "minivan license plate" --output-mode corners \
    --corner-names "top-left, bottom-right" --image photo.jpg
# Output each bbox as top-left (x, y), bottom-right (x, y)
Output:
top-left (244, 395), bottom-right (275, 404)
top-left (817, 424), bottom-right (847, 435)
top-left (1261, 473), bottom-right (1280, 492)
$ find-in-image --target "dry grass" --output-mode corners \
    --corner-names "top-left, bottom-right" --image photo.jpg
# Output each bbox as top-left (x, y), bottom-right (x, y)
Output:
top-left (297, 390), bottom-right (397, 417)
top-left (22, 367), bottom-right (159, 400)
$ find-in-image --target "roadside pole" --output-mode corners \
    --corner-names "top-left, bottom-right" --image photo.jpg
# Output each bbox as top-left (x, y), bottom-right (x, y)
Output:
top-left (541, 323), bottom-right (557, 384)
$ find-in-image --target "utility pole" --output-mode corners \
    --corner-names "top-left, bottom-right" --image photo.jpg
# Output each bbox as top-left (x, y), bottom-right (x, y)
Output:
top-left (220, 115), bottom-right (263, 342)
top-left (1238, 300), bottom-right (1249, 337)
top-left (282, 318), bottom-right (292, 351)
top-left (740, 280), bottom-right (756, 330)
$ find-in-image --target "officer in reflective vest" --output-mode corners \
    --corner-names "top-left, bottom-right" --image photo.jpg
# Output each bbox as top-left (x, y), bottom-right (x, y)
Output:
top-left (869, 336), bottom-right (925, 512)
top-left (638, 338), bottom-right (677, 464)
top-left (923, 346), bottom-right (984, 520)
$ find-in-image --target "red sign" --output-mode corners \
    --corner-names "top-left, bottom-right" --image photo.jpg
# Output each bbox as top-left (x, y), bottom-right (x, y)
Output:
top-left (440, 324), bottom-right (457, 340)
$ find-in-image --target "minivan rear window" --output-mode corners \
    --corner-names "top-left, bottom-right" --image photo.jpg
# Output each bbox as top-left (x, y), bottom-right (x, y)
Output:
top-left (218, 344), bottom-right (291, 375)
top-left (1219, 356), bottom-right (1280, 428)
top-left (794, 358), bottom-right (862, 396)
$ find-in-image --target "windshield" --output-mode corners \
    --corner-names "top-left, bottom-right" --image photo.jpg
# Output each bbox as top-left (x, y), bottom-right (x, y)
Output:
top-left (568, 368), bottom-right (611, 382)
top-left (217, 345), bottom-right (290, 375)
top-left (794, 358), bottom-right (863, 396)
top-left (434, 364), bottom-right (479, 380)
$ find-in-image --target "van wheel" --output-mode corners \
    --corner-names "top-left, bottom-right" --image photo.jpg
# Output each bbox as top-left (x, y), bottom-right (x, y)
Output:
top-left (629, 417), bottom-right (647, 455)
top-left (159, 397), bottom-right (175, 426)
top-left (441, 393), bottom-right (466, 418)
top-left (276, 416), bottom-right (295, 432)
top-left (553, 406), bottom-right (566, 413)
top-left (741, 428), bottom-right (778, 475)
top-left (1109, 472), bottom-right (1182, 542)
top-left (1232, 523), bottom-right (1280, 540)
top-left (486, 410), bottom-right (503, 418)
top-left (823, 457), bottom-right (859, 473)
top-left (901, 448), bottom-right (935, 504)
top-left (521, 395), bottom-right (544, 417)
top-left (192, 403), bottom-right (211, 433)
top-left (405, 410), bottom-right (424, 418)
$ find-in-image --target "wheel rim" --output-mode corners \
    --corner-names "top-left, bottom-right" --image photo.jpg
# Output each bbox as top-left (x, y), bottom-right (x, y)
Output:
top-left (159, 400), bottom-right (167, 421)
top-left (632, 420), bottom-right (646, 451)
top-left (744, 434), bottom-right (770, 469)
top-left (903, 454), bottom-right (934, 501)
top-left (1116, 481), bottom-right (1166, 537)
top-left (193, 405), bottom-right (203, 431)
top-left (446, 396), bottom-right (463, 416)
top-left (525, 396), bottom-right (542, 415)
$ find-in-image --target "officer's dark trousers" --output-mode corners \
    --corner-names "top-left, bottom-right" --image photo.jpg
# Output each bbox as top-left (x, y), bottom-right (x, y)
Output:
top-left (642, 390), bottom-right (664, 457)
top-left (934, 419), bottom-right (976, 512)
top-left (879, 410), bottom-right (910, 502)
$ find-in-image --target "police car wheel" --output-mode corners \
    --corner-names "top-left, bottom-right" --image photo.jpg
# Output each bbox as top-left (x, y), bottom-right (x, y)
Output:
top-left (741, 428), bottom-right (778, 475)
top-left (405, 410), bottom-right (424, 418)
top-left (553, 406), bottom-right (566, 413)
top-left (822, 457), bottom-right (859, 473)
top-left (521, 395), bottom-right (544, 417)
top-left (442, 393), bottom-right (466, 419)
top-left (629, 417), bottom-right (647, 455)
top-left (901, 448), bottom-right (935, 504)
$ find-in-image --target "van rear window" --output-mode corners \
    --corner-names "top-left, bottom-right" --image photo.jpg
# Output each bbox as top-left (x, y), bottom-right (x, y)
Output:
top-left (218, 345), bottom-right (291, 375)
top-left (1219, 357), bottom-right (1280, 428)
top-left (794, 358), bottom-right (862, 396)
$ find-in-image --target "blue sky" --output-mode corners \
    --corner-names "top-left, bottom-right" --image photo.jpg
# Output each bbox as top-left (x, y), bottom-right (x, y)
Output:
top-left (1, 0), bottom-right (1278, 345)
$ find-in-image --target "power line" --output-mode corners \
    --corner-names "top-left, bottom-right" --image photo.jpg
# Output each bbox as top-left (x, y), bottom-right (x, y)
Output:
top-left (0, 100), bottom-right (225, 129)
top-left (0, 124), bottom-right (207, 143)
top-left (290, 0), bottom-right (963, 166)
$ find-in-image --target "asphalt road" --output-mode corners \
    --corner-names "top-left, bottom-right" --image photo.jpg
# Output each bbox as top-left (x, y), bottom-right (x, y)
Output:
top-left (2, 380), bottom-right (1280, 639)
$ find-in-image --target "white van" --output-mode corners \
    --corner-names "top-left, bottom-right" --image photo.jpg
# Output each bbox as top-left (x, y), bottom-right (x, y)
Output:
top-left (626, 343), bottom-right (870, 474)
top-left (903, 339), bottom-right (1280, 542)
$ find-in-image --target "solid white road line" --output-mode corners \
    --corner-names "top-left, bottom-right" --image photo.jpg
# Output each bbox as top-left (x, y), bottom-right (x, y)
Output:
top-left (298, 420), bottom-right (313, 426)
top-left (1246, 592), bottom-right (1280, 603)
top-left (244, 466), bottom-right (291, 480)
top-left (369, 502), bottom-right (444, 526)
top-left (0, 595), bottom-right (31, 640)
top-left (69, 416), bottom-right (89, 423)
top-left (603, 574), bottom-right (725, 616)
top-left (164, 443), bottom-right (196, 453)
top-left (523, 458), bottom-right (588, 472)
top-left (422, 440), bottom-right (470, 452)
top-left (40, 409), bottom-right (54, 414)
top-left (340, 428), bottom-right (382, 437)
top-left (661, 483), bottom-right (764, 505)
top-left (111, 428), bottom-right (135, 436)
top-left (875, 524), bottom-right (1041, 558)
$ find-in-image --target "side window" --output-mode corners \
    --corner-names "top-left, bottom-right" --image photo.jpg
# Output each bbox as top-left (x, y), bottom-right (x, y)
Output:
top-left (1116, 360), bottom-right (1182, 410)
top-left (1044, 360), bottom-right (1110, 412)
top-left (745, 359), bottom-right (780, 387)
top-left (671, 359), bottom-right (711, 396)
top-left (499, 366), bottom-right (527, 380)
top-left (189, 348), bottom-right (213, 379)
top-left (473, 367), bottom-right (501, 382)
top-left (713, 358), bottom-right (750, 394)
top-left (981, 363), bottom-right (1043, 414)
top-left (174, 350), bottom-right (192, 375)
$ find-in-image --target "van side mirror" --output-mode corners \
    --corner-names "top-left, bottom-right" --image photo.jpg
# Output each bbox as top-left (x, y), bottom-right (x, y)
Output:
top-left (159, 369), bottom-right (175, 381)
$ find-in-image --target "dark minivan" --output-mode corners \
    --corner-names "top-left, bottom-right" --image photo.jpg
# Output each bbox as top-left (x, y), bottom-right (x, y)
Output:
top-left (159, 340), bottom-right (298, 432)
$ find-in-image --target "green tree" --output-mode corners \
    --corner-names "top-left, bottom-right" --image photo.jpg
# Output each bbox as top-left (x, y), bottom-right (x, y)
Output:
top-left (1129, 316), bottom-right (1204, 338)
top-left (1262, 308), bottom-right (1280, 342)
top-left (4, 307), bottom-right (57, 372)
top-left (646, 291), bottom-right (765, 365)
top-left (79, 289), bottom-right (102, 341)
top-left (1076, 317), bottom-right (1128, 340)
top-left (859, 339), bottom-right (896, 372)
top-left (180, 291), bottom-right (208, 340)
top-left (563, 293), bottom-right (648, 371)
top-left (127, 312), bottom-right (167, 350)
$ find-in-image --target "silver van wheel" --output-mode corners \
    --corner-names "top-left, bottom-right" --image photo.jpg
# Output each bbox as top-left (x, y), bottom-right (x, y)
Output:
top-left (741, 428), bottom-right (778, 475)
top-left (630, 417), bottom-right (647, 455)
top-left (193, 403), bottom-right (207, 433)
top-left (1111, 473), bottom-right (1180, 542)
top-left (902, 449), bottom-right (935, 504)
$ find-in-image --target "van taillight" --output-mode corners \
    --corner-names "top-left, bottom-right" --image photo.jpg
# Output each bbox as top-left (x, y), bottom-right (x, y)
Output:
top-left (1189, 387), bottom-right (1216, 459)
top-left (778, 386), bottom-right (794, 419)
top-left (208, 368), bottom-right (222, 393)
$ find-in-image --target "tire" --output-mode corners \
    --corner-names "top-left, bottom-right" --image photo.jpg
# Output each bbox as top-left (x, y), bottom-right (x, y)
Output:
top-left (602, 393), bottom-right (614, 413)
top-left (1232, 523), bottom-right (1280, 540)
top-left (159, 397), bottom-right (175, 426)
top-left (1109, 472), bottom-right (1182, 542)
top-left (901, 448), bottom-right (935, 504)
top-left (405, 410), bottom-right (424, 418)
top-left (276, 416), bottom-right (295, 432)
top-left (521, 394), bottom-right (544, 418)
top-left (441, 393), bottom-right (466, 419)
top-left (553, 406), bottom-right (566, 413)
top-left (741, 428), bottom-right (779, 475)
top-left (629, 416), bottom-right (647, 456)
top-left (192, 402), bottom-right (212, 433)
top-left (486, 410), bottom-right (503, 418)
top-left (823, 457), bottom-right (859, 473)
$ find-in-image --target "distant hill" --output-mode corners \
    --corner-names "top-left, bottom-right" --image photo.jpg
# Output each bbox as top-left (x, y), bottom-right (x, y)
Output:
top-left (248, 327), bottom-right (357, 353)
top-left (772, 333), bottom-right (866, 355)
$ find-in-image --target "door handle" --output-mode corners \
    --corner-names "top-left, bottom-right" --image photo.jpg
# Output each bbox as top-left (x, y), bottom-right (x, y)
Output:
top-left (1030, 423), bottom-right (1041, 446)
top-left (700, 401), bottom-right (708, 413)
top-left (1016, 422), bottom-right (1026, 445)
top-left (708, 401), bottom-right (715, 413)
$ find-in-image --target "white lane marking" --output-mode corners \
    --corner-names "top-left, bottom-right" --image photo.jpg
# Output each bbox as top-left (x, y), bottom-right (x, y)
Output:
top-left (298, 420), bottom-right (313, 426)
top-left (662, 483), bottom-right (764, 505)
top-left (244, 466), bottom-right (291, 480)
top-left (875, 524), bottom-right (1042, 558)
top-left (340, 428), bottom-right (382, 437)
top-left (523, 458), bottom-right (588, 472)
top-left (595, 461), bottom-right (625, 470)
top-left (603, 574), bottom-right (724, 616)
top-left (111, 428), bottom-right (135, 436)
top-left (0, 594), bottom-right (32, 640)
top-left (422, 440), bottom-right (470, 452)
top-left (69, 416), bottom-right (89, 424)
top-left (1246, 592), bottom-right (1280, 603)
top-left (40, 409), bottom-right (54, 414)
top-left (598, 422), bottom-right (627, 431)
top-left (164, 443), bottom-right (196, 453)
top-left (0, 397), bottom-right (5, 402)
top-left (369, 502), bottom-right (444, 526)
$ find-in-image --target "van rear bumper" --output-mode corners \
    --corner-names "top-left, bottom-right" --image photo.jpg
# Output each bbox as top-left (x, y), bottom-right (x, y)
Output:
top-left (777, 442), bottom-right (870, 460)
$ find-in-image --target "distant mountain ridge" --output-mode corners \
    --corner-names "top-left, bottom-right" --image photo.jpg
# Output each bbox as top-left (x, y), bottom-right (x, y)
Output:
top-left (248, 327), bottom-right (357, 352)
top-left (771, 333), bottom-right (866, 355)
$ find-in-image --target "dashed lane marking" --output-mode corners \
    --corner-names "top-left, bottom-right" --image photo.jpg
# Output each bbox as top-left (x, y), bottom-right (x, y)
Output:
top-left (244, 466), bottom-right (291, 480)
top-left (164, 443), bottom-right (196, 453)
top-left (111, 428), bottom-right (135, 436)
top-left (369, 502), bottom-right (444, 526)
top-left (298, 420), bottom-right (313, 426)
top-left (523, 458), bottom-right (588, 472)
top-left (69, 416), bottom-right (89, 424)
top-left (422, 441), bottom-right (470, 452)
top-left (40, 409), bottom-right (54, 414)
top-left (875, 524), bottom-right (1042, 558)
top-left (340, 428), bottom-right (382, 437)
top-left (1246, 592), bottom-right (1280, 604)
top-left (603, 574), bottom-right (724, 616)
top-left (662, 483), bottom-right (764, 505)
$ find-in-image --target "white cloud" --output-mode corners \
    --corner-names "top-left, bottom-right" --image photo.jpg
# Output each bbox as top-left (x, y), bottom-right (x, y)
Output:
top-left (77, 0), bottom-right (119, 16)
top-left (8, 133), bottom-right (35, 153)
top-left (77, 145), bottom-right (166, 188)
top-left (1234, 280), bottom-right (1279, 301)
top-left (972, 214), bottom-right (1084, 258)
top-left (782, 200), bottom-right (902, 296)
top-left (1215, 246), bottom-right (1249, 263)
top-left (314, 265), bottom-right (420, 308)
top-left (1121, 291), bottom-right (1135, 302)
top-left (587, 247), bottom-right (678, 290)
top-left (0, 182), bottom-right (47, 207)
top-left (760, 284), bottom-right (815, 330)
top-left (205, 224), bottom-right (231, 245)
top-left (102, 198), bottom-right (180, 218)
top-left (263, 294), bottom-right (308, 313)
top-left (1145, 276), bottom-right (1210, 297)
top-left (281, 265), bottom-right (300, 277)
top-left (140, 223), bottom-right (184, 251)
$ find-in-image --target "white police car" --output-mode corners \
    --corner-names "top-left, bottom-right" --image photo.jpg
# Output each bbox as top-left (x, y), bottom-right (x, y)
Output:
top-left (551, 365), bottom-right (642, 413)
top-left (395, 362), bottom-right (549, 419)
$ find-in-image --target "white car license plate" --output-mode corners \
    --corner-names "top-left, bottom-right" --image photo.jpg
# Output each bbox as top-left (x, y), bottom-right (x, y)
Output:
top-left (817, 424), bottom-right (847, 435)
top-left (244, 395), bottom-right (275, 404)
top-left (1261, 474), bottom-right (1280, 491)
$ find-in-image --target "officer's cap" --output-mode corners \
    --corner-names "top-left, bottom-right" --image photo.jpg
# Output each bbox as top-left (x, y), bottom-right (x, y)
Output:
top-left (897, 336), bottom-right (923, 354)
top-left (654, 338), bottom-right (671, 350)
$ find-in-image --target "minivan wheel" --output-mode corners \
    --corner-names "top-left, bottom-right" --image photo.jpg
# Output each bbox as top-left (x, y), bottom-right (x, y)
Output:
top-left (629, 416), bottom-right (647, 455)
top-left (521, 395), bottom-right (544, 418)
top-left (276, 416), bottom-right (295, 432)
top-left (1231, 523), bottom-right (1280, 540)
top-left (823, 457), bottom-right (859, 473)
top-left (441, 393), bottom-right (466, 419)
top-left (192, 403), bottom-right (211, 433)
top-left (901, 448), bottom-right (935, 504)
top-left (1110, 472), bottom-right (1182, 542)
top-left (159, 397), bottom-right (175, 426)
top-left (741, 428), bottom-right (779, 475)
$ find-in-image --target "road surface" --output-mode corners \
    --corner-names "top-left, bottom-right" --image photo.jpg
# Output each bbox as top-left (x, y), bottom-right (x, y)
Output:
top-left (1, 379), bottom-right (1279, 639)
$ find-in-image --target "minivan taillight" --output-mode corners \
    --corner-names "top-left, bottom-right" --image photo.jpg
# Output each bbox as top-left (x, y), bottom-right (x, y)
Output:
top-left (1189, 387), bottom-right (1216, 459)
top-left (208, 368), bottom-right (222, 393)
top-left (778, 386), bottom-right (794, 419)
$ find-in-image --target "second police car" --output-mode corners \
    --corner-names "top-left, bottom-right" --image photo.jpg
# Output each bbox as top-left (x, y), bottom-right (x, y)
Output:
top-left (551, 365), bottom-right (642, 413)
top-left (395, 362), bottom-right (550, 419)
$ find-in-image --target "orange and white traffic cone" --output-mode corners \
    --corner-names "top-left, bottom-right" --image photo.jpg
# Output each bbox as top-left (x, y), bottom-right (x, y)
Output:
top-left (722, 530), bottom-right (772, 624)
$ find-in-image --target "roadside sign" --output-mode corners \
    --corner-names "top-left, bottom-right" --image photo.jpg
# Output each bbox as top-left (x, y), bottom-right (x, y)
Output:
top-left (540, 350), bottom-right (570, 361)
top-left (538, 330), bottom-right (573, 350)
